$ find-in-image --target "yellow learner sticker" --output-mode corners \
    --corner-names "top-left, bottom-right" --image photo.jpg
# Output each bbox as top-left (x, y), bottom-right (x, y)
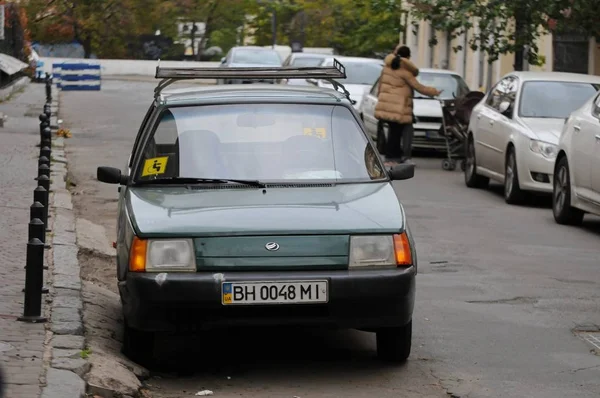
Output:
top-left (303, 127), bottom-right (327, 139)
top-left (141, 156), bottom-right (169, 177)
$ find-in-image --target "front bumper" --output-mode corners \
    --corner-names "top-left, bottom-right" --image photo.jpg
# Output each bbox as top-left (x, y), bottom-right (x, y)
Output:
top-left (119, 268), bottom-right (416, 332)
top-left (519, 151), bottom-right (555, 193)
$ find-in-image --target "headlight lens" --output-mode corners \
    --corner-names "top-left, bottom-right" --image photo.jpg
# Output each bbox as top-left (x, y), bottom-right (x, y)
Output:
top-left (349, 234), bottom-right (413, 268)
top-left (349, 235), bottom-right (395, 267)
top-left (529, 139), bottom-right (558, 159)
top-left (129, 238), bottom-right (196, 272)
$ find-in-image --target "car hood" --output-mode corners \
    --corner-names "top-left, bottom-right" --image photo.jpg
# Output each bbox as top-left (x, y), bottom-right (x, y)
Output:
top-left (126, 183), bottom-right (404, 237)
top-left (413, 98), bottom-right (442, 117)
top-left (521, 118), bottom-right (564, 144)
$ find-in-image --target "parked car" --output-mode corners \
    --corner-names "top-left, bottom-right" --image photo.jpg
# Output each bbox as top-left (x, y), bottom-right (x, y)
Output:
top-left (309, 56), bottom-right (383, 110)
top-left (217, 46), bottom-right (282, 84)
top-left (96, 61), bottom-right (418, 365)
top-left (278, 52), bottom-right (329, 85)
top-left (552, 90), bottom-right (600, 225)
top-left (464, 71), bottom-right (600, 204)
top-left (359, 68), bottom-right (470, 151)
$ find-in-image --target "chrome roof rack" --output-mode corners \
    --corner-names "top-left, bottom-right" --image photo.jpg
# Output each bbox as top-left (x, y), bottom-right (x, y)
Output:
top-left (153, 58), bottom-right (352, 101)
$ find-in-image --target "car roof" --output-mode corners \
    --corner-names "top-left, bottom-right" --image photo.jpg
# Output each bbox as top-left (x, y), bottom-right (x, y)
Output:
top-left (160, 84), bottom-right (349, 106)
top-left (231, 46), bottom-right (277, 52)
top-left (419, 68), bottom-right (461, 75)
top-left (506, 71), bottom-right (600, 84)
top-left (289, 52), bottom-right (327, 58)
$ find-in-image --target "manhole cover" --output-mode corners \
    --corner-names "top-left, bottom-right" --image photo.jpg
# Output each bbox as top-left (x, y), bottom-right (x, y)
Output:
top-left (0, 342), bottom-right (15, 353)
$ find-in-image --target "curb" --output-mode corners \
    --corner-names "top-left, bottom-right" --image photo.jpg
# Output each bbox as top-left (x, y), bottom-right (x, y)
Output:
top-left (40, 85), bottom-right (89, 398)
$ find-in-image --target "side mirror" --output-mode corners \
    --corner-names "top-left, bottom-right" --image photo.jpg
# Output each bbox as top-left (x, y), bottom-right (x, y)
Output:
top-left (97, 166), bottom-right (128, 185)
top-left (388, 163), bottom-right (415, 181)
top-left (498, 101), bottom-right (511, 116)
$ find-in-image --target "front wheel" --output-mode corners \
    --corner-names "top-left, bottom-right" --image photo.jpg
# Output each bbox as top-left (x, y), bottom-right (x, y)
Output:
top-left (464, 136), bottom-right (489, 188)
top-left (504, 148), bottom-right (526, 204)
top-left (122, 320), bottom-right (156, 366)
top-left (553, 157), bottom-right (584, 225)
top-left (376, 320), bottom-right (412, 363)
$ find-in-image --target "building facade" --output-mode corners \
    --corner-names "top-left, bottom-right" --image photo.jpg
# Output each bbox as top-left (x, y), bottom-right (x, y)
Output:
top-left (404, 16), bottom-right (600, 92)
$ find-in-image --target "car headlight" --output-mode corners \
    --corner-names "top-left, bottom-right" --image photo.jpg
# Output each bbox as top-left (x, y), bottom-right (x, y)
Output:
top-left (529, 139), bottom-right (558, 159)
top-left (349, 233), bottom-right (412, 268)
top-left (129, 237), bottom-right (196, 272)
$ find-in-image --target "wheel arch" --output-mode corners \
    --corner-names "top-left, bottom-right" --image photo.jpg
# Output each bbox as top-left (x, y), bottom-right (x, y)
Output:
top-left (554, 150), bottom-right (567, 174)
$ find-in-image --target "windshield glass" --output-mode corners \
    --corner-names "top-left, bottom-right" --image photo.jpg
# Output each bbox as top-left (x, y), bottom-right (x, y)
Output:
top-left (519, 81), bottom-right (600, 118)
top-left (414, 73), bottom-right (470, 99)
top-left (232, 49), bottom-right (281, 65)
top-left (324, 60), bottom-right (382, 85)
top-left (136, 104), bottom-right (386, 183)
top-left (291, 56), bottom-right (325, 67)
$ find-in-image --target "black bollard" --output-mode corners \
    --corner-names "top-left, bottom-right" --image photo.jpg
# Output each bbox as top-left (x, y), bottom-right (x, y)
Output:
top-left (33, 186), bottom-right (48, 223)
top-left (30, 201), bottom-right (44, 222)
top-left (44, 103), bottom-right (51, 116)
top-left (40, 146), bottom-right (51, 160)
top-left (17, 238), bottom-right (47, 323)
top-left (45, 77), bottom-right (52, 103)
top-left (38, 156), bottom-right (50, 167)
top-left (36, 164), bottom-right (50, 180)
top-left (36, 176), bottom-right (51, 231)
top-left (37, 174), bottom-right (50, 191)
top-left (28, 218), bottom-right (47, 245)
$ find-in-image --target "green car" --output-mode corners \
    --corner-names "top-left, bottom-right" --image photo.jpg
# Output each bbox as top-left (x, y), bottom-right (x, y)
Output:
top-left (97, 61), bottom-right (418, 364)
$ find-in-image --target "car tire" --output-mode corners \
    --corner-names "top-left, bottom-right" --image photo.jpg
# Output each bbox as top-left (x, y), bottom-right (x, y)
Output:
top-left (504, 147), bottom-right (526, 204)
top-left (553, 156), bottom-right (584, 225)
top-left (464, 135), bottom-right (489, 188)
top-left (376, 320), bottom-right (412, 363)
top-left (122, 320), bottom-right (156, 366)
top-left (376, 121), bottom-right (386, 155)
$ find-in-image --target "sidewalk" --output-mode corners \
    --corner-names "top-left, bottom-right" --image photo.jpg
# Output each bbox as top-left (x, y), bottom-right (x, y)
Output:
top-left (0, 84), bottom-right (48, 397)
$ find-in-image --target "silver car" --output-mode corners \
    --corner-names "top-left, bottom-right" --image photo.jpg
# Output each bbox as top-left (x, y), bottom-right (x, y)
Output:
top-left (218, 46), bottom-right (282, 84)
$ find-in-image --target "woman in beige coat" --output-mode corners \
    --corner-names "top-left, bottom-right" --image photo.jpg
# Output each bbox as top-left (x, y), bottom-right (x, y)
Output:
top-left (375, 46), bottom-right (441, 164)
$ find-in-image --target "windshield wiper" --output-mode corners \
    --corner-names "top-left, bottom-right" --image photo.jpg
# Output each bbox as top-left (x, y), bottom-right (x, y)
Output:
top-left (135, 177), bottom-right (266, 188)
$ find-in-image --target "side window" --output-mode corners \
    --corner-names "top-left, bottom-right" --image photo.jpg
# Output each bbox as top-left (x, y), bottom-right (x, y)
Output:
top-left (370, 78), bottom-right (380, 96)
top-left (129, 103), bottom-right (156, 167)
top-left (593, 94), bottom-right (600, 119)
top-left (485, 76), bottom-right (518, 113)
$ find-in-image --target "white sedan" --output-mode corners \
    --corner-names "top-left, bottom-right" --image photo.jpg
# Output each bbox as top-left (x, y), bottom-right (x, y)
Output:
top-left (464, 71), bottom-right (600, 204)
top-left (552, 91), bottom-right (600, 225)
top-left (309, 56), bottom-right (383, 110)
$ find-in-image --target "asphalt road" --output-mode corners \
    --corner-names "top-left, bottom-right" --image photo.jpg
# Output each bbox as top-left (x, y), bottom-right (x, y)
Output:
top-left (60, 79), bottom-right (600, 398)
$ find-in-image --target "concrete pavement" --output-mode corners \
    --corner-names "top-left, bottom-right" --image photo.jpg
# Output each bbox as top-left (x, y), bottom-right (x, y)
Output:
top-left (58, 79), bottom-right (600, 397)
top-left (0, 84), bottom-right (47, 398)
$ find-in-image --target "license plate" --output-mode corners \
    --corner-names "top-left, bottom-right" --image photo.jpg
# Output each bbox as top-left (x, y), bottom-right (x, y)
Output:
top-left (222, 281), bottom-right (328, 305)
top-left (426, 130), bottom-right (439, 138)
top-left (414, 130), bottom-right (426, 137)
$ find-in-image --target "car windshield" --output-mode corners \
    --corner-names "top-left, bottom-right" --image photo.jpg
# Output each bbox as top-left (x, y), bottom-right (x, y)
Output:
top-left (136, 104), bottom-right (386, 183)
top-left (519, 81), bottom-right (600, 118)
top-left (291, 56), bottom-right (325, 67)
top-left (232, 49), bottom-right (281, 65)
top-left (414, 73), bottom-right (470, 99)
top-left (324, 60), bottom-right (382, 85)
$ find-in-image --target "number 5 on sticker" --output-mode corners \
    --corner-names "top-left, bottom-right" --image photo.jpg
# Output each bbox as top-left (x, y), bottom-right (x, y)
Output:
top-left (142, 156), bottom-right (169, 177)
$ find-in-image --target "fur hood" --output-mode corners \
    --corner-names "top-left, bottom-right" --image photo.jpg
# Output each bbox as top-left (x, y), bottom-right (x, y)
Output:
top-left (383, 54), bottom-right (419, 77)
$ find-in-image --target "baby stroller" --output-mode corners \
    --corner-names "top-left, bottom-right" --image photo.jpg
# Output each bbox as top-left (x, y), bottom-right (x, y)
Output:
top-left (438, 91), bottom-right (485, 171)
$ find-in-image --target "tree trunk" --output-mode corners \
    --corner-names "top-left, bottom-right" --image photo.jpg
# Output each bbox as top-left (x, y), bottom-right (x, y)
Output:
top-left (82, 37), bottom-right (93, 59)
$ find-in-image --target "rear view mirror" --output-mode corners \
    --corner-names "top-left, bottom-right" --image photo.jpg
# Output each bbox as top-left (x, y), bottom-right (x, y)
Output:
top-left (498, 101), bottom-right (511, 116)
top-left (237, 113), bottom-right (276, 128)
top-left (97, 166), bottom-right (128, 185)
top-left (388, 163), bottom-right (415, 181)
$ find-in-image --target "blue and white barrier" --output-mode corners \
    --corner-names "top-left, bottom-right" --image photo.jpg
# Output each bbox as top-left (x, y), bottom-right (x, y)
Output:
top-left (51, 63), bottom-right (62, 88)
top-left (53, 62), bottom-right (101, 91)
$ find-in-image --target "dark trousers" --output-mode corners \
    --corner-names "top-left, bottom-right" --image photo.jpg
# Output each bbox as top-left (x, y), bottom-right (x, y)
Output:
top-left (385, 122), bottom-right (414, 160)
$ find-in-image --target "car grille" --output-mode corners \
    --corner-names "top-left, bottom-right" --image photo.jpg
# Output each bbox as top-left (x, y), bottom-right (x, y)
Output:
top-left (415, 116), bottom-right (443, 124)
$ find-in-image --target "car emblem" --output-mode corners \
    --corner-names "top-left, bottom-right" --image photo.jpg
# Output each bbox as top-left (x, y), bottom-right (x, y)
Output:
top-left (265, 242), bottom-right (280, 251)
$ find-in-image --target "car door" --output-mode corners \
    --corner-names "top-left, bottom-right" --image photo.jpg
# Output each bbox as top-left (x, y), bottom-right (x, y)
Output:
top-left (473, 82), bottom-right (503, 170)
top-left (589, 95), bottom-right (600, 204)
top-left (486, 76), bottom-right (519, 174)
top-left (361, 78), bottom-right (380, 138)
top-left (570, 94), bottom-right (599, 197)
